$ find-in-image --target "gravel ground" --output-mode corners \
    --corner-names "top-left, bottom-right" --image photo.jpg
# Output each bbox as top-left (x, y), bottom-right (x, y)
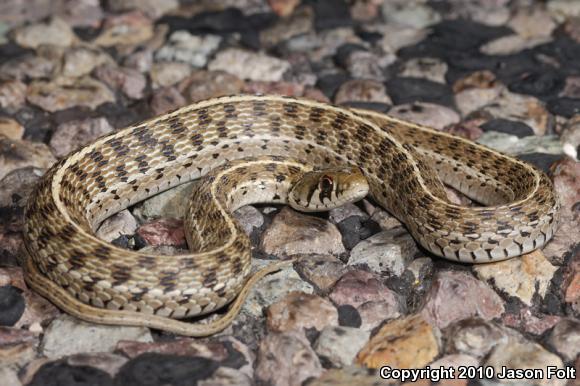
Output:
top-left (0, 1), bottom-right (579, 385)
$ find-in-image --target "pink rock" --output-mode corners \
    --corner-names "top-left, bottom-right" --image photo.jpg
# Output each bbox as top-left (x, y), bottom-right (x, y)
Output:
top-left (149, 87), bottom-right (186, 116)
top-left (501, 308), bottom-right (561, 336)
top-left (94, 64), bottom-right (146, 99)
top-left (421, 271), bottom-right (505, 329)
top-left (136, 218), bottom-right (186, 247)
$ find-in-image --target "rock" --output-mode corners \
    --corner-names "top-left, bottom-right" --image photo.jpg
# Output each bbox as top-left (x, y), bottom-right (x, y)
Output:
top-left (0, 325), bottom-right (38, 368)
top-left (0, 286), bottom-right (25, 326)
top-left (208, 48), bottom-right (290, 82)
top-left (337, 215), bottom-right (382, 250)
top-left (132, 181), bottom-right (194, 222)
top-left (452, 70), bottom-right (498, 93)
top-left (260, 6), bottom-right (313, 47)
top-left (243, 81), bottom-right (305, 97)
top-left (0, 80), bottom-right (27, 111)
top-left (305, 366), bottom-right (386, 386)
top-left (150, 62), bottom-right (192, 89)
top-left (329, 203), bottom-right (368, 224)
top-left (429, 354), bottom-right (480, 379)
top-left (96, 210), bottom-right (139, 243)
top-left (27, 77), bottom-right (116, 113)
top-left (255, 331), bottom-right (322, 386)
top-left (0, 136), bottom-right (56, 181)
top-left (156, 31), bottom-right (221, 68)
top-left (261, 207), bottom-right (345, 257)
top-left (49, 117), bottom-right (114, 158)
top-left (94, 11), bottom-right (154, 47)
top-left (293, 254), bottom-right (347, 291)
top-left (334, 79), bottom-right (392, 105)
top-left (343, 50), bottom-right (392, 81)
top-left (124, 49), bottom-right (154, 73)
top-left (356, 314), bottom-right (440, 369)
top-left (386, 77), bottom-right (455, 108)
top-left (546, 318), bottom-right (580, 362)
top-left (480, 35), bottom-right (550, 55)
top-left (0, 54), bottom-right (57, 81)
top-left (313, 0), bottom-right (352, 30)
top-left (243, 263), bottom-right (313, 318)
top-left (41, 315), bottom-right (153, 358)
top-left (480, 118), bottom-right (535, 138)
top-left (560, 75), bottom-right (580, 100)
top-left (382, 2), bottom-right (441, 28)
top-left (330, 270), bottom-right (400, 331)
top-left (0, 367), bottom-right (21, 386)
top-left (267, 0), bottom-right (301, 17)
top-left (267, 291), bottom-right (338, 332)
top-left (509, 7), bottom-right (557, 38)
top-left (149, 87), bottom-right (187, 116)
top-left (0, 117), bottom-right (24, 140)
top-left (62, 46), bottom-right (113, 78)
top-left (93, 64), bottom-right (147, 100)
top-left (547, 97), bottom-right (580, 118)
top-left (136, 218), bottom-right (186, 248)
top-left (421, 271), bottom-right (505, 329)
top-left (477, 132), bottom-right (563, 155)
top-left (13, 17), bottom-right (76, 49)
top-left (105, 0), bottom-right (179, 19)
top-left (178, 70), bottom-right (244, 103)
top-left (115, 353), bottom-right (219, 386)
top-left (200, 367), bottom-right (253, 386)
top-left (446, 318), bottom-right (508, 358)
top-left (399, 57), bottom-right (448, 84)
top-left (485, 340), bottom-right (566, 386)
top-left (27, 361), bottom-right (113, 386)
top-left (62, 353), bottom-right (128, 378)
top-left (233, 206), bottom-right (264, 235)
top-left (455, 86), bottom-right (503, 117)
top-left (502, 307), bottom-right (561, 336)
top-left (548, 0), bottom-right (580, 22)
top-left (476, 89), bottom-right (552, 135)
top-left (560, 116), bottom-right (580, 160)
top-left (348, 227), bottom-right (416, 276)
top-left (474, 251), bottom-right (557, 306)
top-left (0, 167), bottom-right (44, 208)
top-left (314, 326), bottom-right (370, 367)
top-left (388, 102), bottom-right (460, 130)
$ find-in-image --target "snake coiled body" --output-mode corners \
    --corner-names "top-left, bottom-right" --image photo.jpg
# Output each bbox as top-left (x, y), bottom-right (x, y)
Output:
top-left (22, 95), bottom-right (559, 335)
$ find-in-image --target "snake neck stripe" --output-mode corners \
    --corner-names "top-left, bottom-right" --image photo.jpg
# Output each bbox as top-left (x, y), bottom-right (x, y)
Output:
top-left (22, 95), bottom-right (559, 334)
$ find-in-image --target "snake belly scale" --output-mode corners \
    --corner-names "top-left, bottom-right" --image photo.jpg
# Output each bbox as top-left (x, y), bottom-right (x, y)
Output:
top-left (22, 95), bottom-right (560, 335)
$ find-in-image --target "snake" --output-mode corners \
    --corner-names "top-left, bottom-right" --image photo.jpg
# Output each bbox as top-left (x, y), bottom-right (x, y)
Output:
top-left (22, 95), bottom-right (560, 336)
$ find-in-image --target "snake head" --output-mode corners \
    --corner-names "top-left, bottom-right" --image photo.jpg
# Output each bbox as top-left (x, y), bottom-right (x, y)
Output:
top-left (288, 166), bottom-right (369, 212)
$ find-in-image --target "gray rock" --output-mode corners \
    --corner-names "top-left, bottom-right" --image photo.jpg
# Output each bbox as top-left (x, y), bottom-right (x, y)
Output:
top-left (41, 315), bottom-right (153, 359)
top-left (96, 210), bottom-right (139, 243)
top-left (106, 0), bottom-right (179, 19)
top-left (62, 46), bottom-right (114, 78)
top-left (480, 35), bottom-right (550, 55)
top-left (0, 167), bottom-right (44, 208)
top-left (233, 206), bottom-right (264, 235)
top-left (156, 31), bottom-right (221, 68)
top-left (485, 340), bottom-right (566, 386)
top-left (382, 2), bottom-right (441, 28)
top-left (49, 117), bottom-right (114, 158)
top-left (209, 48), bottom-right (290, 82)
top-left (546, 318), bottom-right (580, 362)
top-left (0, 137), bottom-right (56, 181)
top-left (477, 132), bottom-right (563, 155)
top-left (132, 181), bottom-right (195, 222)
top-left (294, 254), bottom-right (347, 291)
top-left (348, 227), bottom-right (417, 276)
top-left (267, 291), bottom-right (338, 332)
top-left (0, 80), bottom-right (27, 111)
top-left (260, 6), bottom-right (313, 47)
top-left (93, 64), bottom-right (147, 100)
top-left (243, 263), bottom-right (313, 318)
top-left (334, 79), bottom-right (392, 105)
top-left (256, 331), bottom-right (322, 386)
top-left (446, 318), bottom-right (508, 358)
top-left (388, 102), bottom-right (460, 130)
top-left (329, 203), bottom-right (368, 224)
top-left (314, 326), bottom-right (370, 367)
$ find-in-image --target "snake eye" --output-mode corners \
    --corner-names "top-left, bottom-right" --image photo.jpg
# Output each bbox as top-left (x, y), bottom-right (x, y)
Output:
top-left (319, 175), bottom-right (333, 192)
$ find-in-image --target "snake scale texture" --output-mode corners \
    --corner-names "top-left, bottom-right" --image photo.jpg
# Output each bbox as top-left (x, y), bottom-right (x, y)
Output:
top-left (22, 95), bottom-right (560, 335)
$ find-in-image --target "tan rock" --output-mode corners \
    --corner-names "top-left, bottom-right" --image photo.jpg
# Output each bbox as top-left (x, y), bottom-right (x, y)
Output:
top-left (0, 117), bottom-right (24, 140)
top-left (356, 314), bottom-right (440, 369)
top-left (267, 291), bottom-right (338, 332)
